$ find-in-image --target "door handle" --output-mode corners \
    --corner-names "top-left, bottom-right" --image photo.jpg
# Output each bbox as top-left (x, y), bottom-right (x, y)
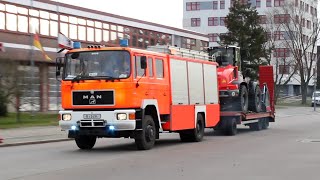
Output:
top-left (145, 92), bottom-right (149, 95)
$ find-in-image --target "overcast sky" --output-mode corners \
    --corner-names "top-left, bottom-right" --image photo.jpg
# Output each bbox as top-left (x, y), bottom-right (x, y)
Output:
top-left (51, 0), bottom-right (320, 30)
top-left (51, 0), bottom-right (184, 28)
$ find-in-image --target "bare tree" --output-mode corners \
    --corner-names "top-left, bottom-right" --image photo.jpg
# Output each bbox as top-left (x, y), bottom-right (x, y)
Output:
top-left (266, 1), bottom-right (319, 104)
top-left (0, 60), bottom-right (36, 121)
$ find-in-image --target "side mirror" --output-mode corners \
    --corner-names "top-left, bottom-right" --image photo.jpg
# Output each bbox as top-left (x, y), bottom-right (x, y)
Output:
top-left (56, 57), bottom-right (64, 80)
top-left (140, 56), bottom-right (147, 69)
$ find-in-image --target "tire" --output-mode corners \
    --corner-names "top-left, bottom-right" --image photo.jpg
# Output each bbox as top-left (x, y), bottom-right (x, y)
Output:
top-left (75, 135), bottom-right (96, 150)
top-left (249, 85), bottom-right (262, 112)
top-left (262, 118), bottom-right (269, 129)
top-left (222, 117), bottom-right (237, 136)
top-left (249, 119), bottom-right (263, 131)
top-left (238, 85), bottom-right (248, 113)
top-left (135, 115), bottom-right (156, 150)
top-left (179, 114), bottom-right (205, 142)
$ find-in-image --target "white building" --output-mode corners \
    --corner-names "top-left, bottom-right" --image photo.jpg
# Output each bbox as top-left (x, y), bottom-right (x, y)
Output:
top-left (183, 0), bottom-right (318, 96)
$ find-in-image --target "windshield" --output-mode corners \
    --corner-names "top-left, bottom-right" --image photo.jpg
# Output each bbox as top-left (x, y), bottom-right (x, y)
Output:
top-left (63, 50), bottom-right (131, 80)
top-left (313, 92), bottom-right (320, 97)
top-left (210, 47), bottom-right (235, 66)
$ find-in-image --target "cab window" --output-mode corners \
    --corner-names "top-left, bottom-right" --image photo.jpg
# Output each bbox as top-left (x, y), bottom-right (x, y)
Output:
top-left (134, 56), bottom-right (145, 77)
top-left (155, 59), bottom-right (164, 78)
top-left (148, 57), bottom-right (154, 77)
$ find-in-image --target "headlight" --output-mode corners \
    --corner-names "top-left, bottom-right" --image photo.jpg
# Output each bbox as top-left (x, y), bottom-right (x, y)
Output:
top-left (62, 114), bottom-right (72, 121)
top-left (117, 113), bottom-right (127, 120)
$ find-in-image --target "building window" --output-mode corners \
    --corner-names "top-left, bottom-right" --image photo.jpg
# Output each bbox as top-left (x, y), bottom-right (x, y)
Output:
top-left (274, 0), bottom-right (285, 7)
top-left (267, 0), bottom-right (272, 7)
top-left (186, 2), bottom-right (200, 11)
top-left (209, 33), bottom-right (219, 42)
top-left (191, 18), bottom-right (201, 27)
top-left (230, 0), bottom-right (235, 7)
top-left (274, 31), bottom-right (285, 40)
top-left (220, 0), bottom-right (225, 9)
top-left (279, 65), bottom-right (289, 74)
top-left (295, 0), bottom-right (298, 7)
top-left (300, 1), bottom-right (304, 10)
top-left (305, 4), bottom-right (309, 12)
top-left (301, 18), bottom-right (305, 27)
top-left (256, 0), bottom-right (261, 7)
top-left (274, 48), bottom-right (290, 57)
top-left (220, 17), bottom-right (225, 26)
top-left (208, 17), bottom-right (219, 26)
top-left (259, 15), bottom-right (266, 24)
top-left (307, 20), bottom-right (311, 29)
top-left (213, 1), bottom-right (218, 9)
top-left (274, 14), bottom-right (290, 24)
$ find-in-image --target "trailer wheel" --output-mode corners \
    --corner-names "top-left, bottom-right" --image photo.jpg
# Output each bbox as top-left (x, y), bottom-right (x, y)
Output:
top-left (249, 85), bottom-right (262, 112)
top-left (179, 114), bottom-right (205, 142)
top-left (249, 119), bottom-right (263, 131)
top-left (222, 117), bottom-right (237, 136)
top-left (75, 135), bottom-right (96, 150)
top-left (135, 115), bottom-right (156, 150)
top-left (262, 118), bottom-right (269, 129)
top-left (238, 85), bottom-right (248, 113)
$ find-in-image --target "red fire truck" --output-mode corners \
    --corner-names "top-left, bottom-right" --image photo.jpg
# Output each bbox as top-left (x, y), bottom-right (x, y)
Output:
top-left (56, 41), bottom-right (275, 150)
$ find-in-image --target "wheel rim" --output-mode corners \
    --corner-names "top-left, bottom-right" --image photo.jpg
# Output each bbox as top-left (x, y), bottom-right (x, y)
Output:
top-left (145, 124), bottom-right (155, 142)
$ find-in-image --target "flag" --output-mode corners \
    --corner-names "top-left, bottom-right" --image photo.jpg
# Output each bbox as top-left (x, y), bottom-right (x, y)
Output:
top-left (58, 32), bottom-right (73, 50)
top-left (33, 32), bottom-right (52, 60)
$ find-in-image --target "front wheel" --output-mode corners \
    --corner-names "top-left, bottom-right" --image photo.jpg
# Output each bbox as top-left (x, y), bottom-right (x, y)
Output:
top-left (75, 135), bottom-right (96, 150)
top-left (135, 115), bottom-right (156, 150)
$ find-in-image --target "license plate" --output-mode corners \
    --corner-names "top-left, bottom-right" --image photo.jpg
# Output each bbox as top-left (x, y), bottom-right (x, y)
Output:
top-left (83, 114), bottom-right (101, 119)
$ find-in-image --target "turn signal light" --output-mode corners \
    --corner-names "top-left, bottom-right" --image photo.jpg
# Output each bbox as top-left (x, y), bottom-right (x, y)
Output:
top-left (129, 113), bottom-right (135, 120)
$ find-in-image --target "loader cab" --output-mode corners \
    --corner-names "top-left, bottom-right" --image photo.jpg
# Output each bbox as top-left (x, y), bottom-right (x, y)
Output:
top-left (208, 46), bottom-right (241, 68)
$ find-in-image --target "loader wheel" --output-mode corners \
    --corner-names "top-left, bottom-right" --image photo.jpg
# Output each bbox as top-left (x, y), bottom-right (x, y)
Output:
top-left (75, 135), bottom-right (96, 150)
top-left (135, 115), bottom-right (156, 150)
top-left (238, 85), bottom-right (248, 113)
top-left (179, 114), bottom-right (205, 142)
top-left (249, 85), bottom-right (262, 112)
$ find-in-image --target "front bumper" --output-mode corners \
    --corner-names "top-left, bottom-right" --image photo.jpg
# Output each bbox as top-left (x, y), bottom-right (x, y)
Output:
top-left (59, 109), bottom-right (136, 131)
top-left (311, 100), bottom-right (320, 105)
top-left (219, 90), bottom-right (239, 97)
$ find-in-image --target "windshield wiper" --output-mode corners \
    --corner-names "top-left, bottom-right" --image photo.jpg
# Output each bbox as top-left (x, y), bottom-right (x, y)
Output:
top-left (71, 74), bottom-right (89, 82)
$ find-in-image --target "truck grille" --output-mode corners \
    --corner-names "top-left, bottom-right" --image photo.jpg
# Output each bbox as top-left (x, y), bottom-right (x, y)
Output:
top-left (72, 90), bottom-right (114, 105)
top-left (80, 120), bottom-right (106, 127)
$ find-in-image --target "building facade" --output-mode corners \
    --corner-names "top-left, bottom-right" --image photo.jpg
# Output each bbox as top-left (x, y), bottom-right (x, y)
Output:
top-left (183, 0), bottom-right (318, 96)
top-left (0, 0), bottom-right (209, 112)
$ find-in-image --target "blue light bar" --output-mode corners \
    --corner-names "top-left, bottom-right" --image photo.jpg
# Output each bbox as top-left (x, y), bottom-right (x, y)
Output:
top-left (73, 42), bottom-right (81, 49)
top-left (120, 39), bottom-right (128, 47)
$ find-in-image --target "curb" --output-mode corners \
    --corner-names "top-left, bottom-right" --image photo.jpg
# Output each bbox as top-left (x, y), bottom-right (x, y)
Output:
top-left (0, 138), bottom-right (73, 148)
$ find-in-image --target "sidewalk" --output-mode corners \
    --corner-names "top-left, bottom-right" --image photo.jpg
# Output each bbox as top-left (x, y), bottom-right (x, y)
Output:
top-left (0, 126), bottom-right (70, 147)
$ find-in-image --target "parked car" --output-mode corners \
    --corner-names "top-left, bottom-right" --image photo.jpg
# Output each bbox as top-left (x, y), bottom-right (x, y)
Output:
top-left (311, 91), bottom-right (320, 107)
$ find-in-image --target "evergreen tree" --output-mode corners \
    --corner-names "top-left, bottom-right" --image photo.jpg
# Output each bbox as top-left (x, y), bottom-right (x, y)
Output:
top-left (220, 1), bottom-right (269, 80)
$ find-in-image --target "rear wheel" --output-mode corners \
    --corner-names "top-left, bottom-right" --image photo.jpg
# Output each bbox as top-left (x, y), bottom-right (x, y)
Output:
top-left (262, 118), bottom-right (269, 129)
top-left (75, 135), bottom-right (96, 150)
top-left (179, 114), bottom-right (205, 142)
top-left (249, 119), bottom-right (263, 131)
top-left (135, 115), bottom-right (156, 150)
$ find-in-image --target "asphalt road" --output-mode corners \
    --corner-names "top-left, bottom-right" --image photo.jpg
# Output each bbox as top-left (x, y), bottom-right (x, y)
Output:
top-left (1, 107), bottom-right (320, 180)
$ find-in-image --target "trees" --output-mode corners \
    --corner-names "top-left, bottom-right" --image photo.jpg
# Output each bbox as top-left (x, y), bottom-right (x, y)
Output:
top-left (220, 1), bottom-right (269, 80)
top-left (266, 1), bottom-right (320, 104)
